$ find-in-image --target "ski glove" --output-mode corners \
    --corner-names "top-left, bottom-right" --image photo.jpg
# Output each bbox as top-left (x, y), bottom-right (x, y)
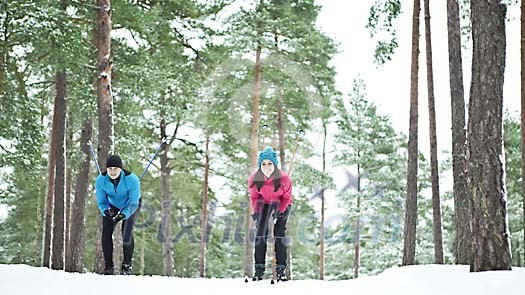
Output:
top-left (274, 211), bottom-right (285, 220)
top-left (104, 208), bottom-right (115, 218)
top-left (251, 213), bottom-right (259, 222)
top-left (113, 213), bottom-right (125, 222)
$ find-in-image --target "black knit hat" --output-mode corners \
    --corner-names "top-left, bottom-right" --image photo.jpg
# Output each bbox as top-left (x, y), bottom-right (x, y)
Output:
top-left (106, 155), bottom-right (123, 169)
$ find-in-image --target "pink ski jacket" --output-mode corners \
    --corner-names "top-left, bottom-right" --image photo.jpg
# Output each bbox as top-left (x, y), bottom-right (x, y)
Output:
top-left (248, 171), bottom-right (292, 213)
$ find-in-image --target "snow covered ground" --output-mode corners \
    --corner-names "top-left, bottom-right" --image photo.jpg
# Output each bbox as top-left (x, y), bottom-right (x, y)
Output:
top-left (0, 263), bottom-right (523, 295)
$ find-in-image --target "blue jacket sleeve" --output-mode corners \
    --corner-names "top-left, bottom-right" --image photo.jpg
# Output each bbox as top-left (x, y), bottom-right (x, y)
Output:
top-left (122, 173), bottom-right (140, 219)
top-left (95, 175), bottom-right (110, 215)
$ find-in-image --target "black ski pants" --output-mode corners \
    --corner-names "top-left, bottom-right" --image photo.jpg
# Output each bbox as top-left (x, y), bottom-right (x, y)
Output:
top-left (102, 202), bottom-right (140, 270)
top-left (254, 203), bottom-right (291, 267)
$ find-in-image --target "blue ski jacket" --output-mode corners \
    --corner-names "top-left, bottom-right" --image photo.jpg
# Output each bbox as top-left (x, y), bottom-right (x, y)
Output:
top-left (95, 170), bottom-right (141, 219)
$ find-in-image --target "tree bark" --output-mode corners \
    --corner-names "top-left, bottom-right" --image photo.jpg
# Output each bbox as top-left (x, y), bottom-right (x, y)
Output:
top-left (402, 0), bottom-right (420, 266)
top-left (140, 228), bottom-right (145, 275)
top-left (277, 98), bottom-right (286, 168)
top-left (517, 240), bottom-right (522, 267)
top-left (200, 133), bottom-right (210, 278)
top-left (94, 0), bottom-right (113, 274)
top-left (468, 0), bottom-right (511, 272)
top-left (51, 70), bottom-right (67, 270)
top-left (446, 0), bottom-right (470, 265)
top-left (521, 1), bottom-right (525, 265)
top-left (159, 117), bottom-right (174, 276)
top-left (64, 127), bottom-right (73, 266)
top-left (320, 120), bottom-right (327, 280)
top-left (0, 5), bottom-right (7, 96)
top-left (424, 0), bottom-right (444, 264)
top-left (245, 16), bottom-right (262, 277)
top-left (42, 94), bottom-right (58, 268)
top-left (354, 164), bottom-right (361, 278)
top-left (65, 117), bottom-right (92, 272)
top-left (276, 97), bottom-right (287, 280)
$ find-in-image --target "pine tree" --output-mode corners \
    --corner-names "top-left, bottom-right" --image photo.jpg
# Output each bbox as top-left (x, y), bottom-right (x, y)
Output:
top-left (333, 79), bottom-right (407, 276)
top-left (423, 0), bottom-right (444, 264)
top-left (468, 0), bottom-right (511, 272)
top-left (403, 0), bottom-right (420, 267)
top-left (503, 115), bottom-right (524, 266)
top-left (521, 0), bottom-right (525, 268)
top-left (446, 0), bottom-right (470, 265)
top-left (65, 118), bottom-right (93, 272)
top-left (367, 0), bottom-right (402, 65)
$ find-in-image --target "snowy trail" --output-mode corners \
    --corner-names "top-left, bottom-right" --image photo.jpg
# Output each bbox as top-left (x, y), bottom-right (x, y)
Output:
top-left (1, 264), bottom-right (524, 295)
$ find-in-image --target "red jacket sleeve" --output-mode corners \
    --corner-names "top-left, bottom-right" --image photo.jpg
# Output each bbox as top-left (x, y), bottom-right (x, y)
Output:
top-left (248, 173), bottom-right (261, 213)
top-left (278, 173), bottom-right (292, 212)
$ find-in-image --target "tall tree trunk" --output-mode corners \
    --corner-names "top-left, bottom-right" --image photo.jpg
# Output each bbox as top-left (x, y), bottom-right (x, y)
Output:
top-left (200, 133), bottom-right (211, 278)
top-left (354, 204), bottom-right (361, 278)
top-left (320, 120), bottom-right (327, 280)
top-left (275, 98), bottom-right (285, 280)
top-left (65, 118), bottom-right (92, 272)
top-left (42, 94), bottom-right (58, 268)
top-left (354, 163), bottom-right (361, 278)
top-left (273, 31), bottom-right (284, 170)
top-left (517, 240), bottom-right (522, 267)
top-left (402, 0), bottom-right (420, 266)
top-left (521, 0), bottom-right (525, 268)
top-left (35, 158), bottom-right (43, 266)
top-left (64, 127), bottom-right (73, 265)
top-left (94, 0), bottom-right (113, 274)
top-left (245, 17), bottom-right (262, 278)
top-left (0, 5), bottom-right (7, 95)
top-left (51, 70), bottom-right (67, 270)
top-left (36, 88), bottom-right (48, 262)
top-left (159, 117), bottom-right (174, 276)
top-left (140, 228), bottom-right (145, 275)
top-left (468, 0), bottom-right (511, 272)
top-left (424, 0), bottom-right (444, 264)
top-left (446, 0), bottom-right (470, 265)
top-left (113, 223), bottom-right (123, 270)
top-left (277, 98), bottom-right (286, 168)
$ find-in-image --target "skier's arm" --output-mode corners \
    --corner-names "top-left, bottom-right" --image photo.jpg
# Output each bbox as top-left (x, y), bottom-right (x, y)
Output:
top-left (121, 174), bottom-right (140, 219)
top-left (278, 174), bottom-right (292, 213)
top-left (248, 176), bottom-right (261, 213)
top-left (95, 175), bottom-right (110, 215)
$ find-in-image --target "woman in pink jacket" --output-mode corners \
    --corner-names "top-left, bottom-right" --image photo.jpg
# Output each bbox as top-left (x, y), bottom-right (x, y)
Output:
top-left (248, 147), bottom-right (292, 282)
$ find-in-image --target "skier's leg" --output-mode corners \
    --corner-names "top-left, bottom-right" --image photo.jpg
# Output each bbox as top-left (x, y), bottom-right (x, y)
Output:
top-left (121, 216), bottom-right (135, 265)
top-left (102, 215), bottom-right (115, 272)
top-left (122, 203), bottom-right (140, 269)
top-left (274, 205), bottom-right (291, 269)
top-left (254, 203), bottom-right (271, 277)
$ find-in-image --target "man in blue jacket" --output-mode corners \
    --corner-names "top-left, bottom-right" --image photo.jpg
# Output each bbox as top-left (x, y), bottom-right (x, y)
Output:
top-left (96, 155), bottom-right (141, 275)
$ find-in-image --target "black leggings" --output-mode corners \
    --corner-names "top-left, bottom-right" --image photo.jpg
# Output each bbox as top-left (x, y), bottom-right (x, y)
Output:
top-left (102, 203), bottom-right (140, 269)
top-left (254, 203), bottom-right (291, 267)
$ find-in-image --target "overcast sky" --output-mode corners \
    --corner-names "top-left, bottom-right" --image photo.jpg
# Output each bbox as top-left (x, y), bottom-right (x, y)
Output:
top-left (315, 0), bottom-right (521, 161)
top-left (306, 0), bottom-right (522, 216)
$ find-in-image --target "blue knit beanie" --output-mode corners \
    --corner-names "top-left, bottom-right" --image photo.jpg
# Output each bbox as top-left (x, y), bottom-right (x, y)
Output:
top-left (257, 147), bottom-right (279, 168)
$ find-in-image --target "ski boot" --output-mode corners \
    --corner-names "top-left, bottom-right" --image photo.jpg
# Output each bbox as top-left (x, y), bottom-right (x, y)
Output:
top-left (103, 267), bottom-right (114, 275)
top-left (120, 263), bottom-right (132, 275)
top-left (252, 264), bottom-right (265, 281)
top-left (276, 265), bottom-right (288, 282)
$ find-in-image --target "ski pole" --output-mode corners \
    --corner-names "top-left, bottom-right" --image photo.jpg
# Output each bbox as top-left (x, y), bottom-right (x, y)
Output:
top-left (88, 141), bottom-right (112, 212)
top-left (287, 129), bottom-right (304, 177)
top-left (270, 129), bottom-right (303, 283)
top-left (139, 137), bottom-right (167, 181)
top-left (87, 140), bottom-right (102, 175)
top-left (284, 129), bottom-right (304, 280)
top-left (118, 137), bottom-right (167, 215)
top-left (261, 124), bottom-right (268, 148)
